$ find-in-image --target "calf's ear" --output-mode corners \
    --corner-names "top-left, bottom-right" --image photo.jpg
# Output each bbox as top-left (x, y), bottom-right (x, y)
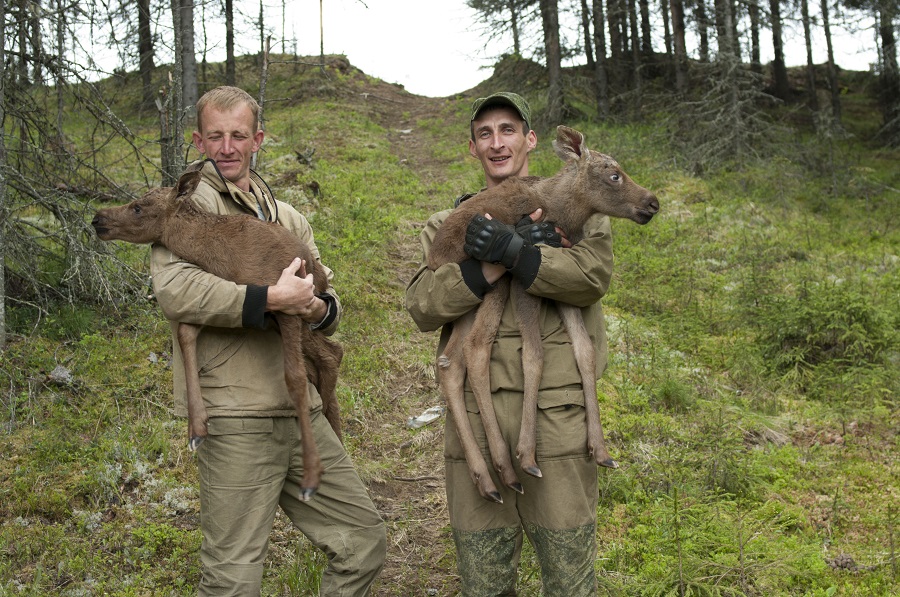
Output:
top-left (552, 126), bottom-right (587, 163)
top-left (175, 170), bottom-right (201, 200)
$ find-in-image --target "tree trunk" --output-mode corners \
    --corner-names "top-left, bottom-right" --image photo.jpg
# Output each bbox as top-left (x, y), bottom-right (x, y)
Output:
top-left (258, 0), bottom-right (265, 64)
top-left (695, 0), bottom-right (710, 62)
top-left (225, 0), bottom-right (235, 85)
top-left (509, 0), bottom-right (522, 54)
top-left (16, 0), bottom-right (29, 85)
top-left (540, 0), bottom-right (564, 125)
top-left (581, 0), bottom-right (595, 69)
top-left (820, 0), bottom-right (841, 123)
top-left (801, 0), bottom-right (819, 111)
top-left (138, 0), bottom-right (156, 106)
top-left (165, 0), bottom-right (186, 184)
top-left (628, 0), bottom-right (643, 118)
top-left (253, 37), bottom-right (271, 170)
top-left (607, 0), bottom-right (627, 89)
top-left (319, 0), bottom-right (324, 64)
top-left (877, 0), bottom-right (900, 142)
top-left (749, 0), bottom-right (761, 72)
top-left (671, 0), bottom-right (688, 94)
top-left (29, 0), bottom-right (42, 83)
top-left (54, 0), bottom-right (73, 174)
top-left (179, 0), bottom-right (198, 113)
top-left (638, 0), bottom-right (652, 55)
top-left (592, 0), bottom-right (610, 118)
top-left (0, 0), bottom-right (7, 348)
top-left (200, 0), bottom-right (208, 90)
top-left (714, 0), bottom-right (739, 57)
top-left (661, 0), bottom-right (672, 58)
top-left (769, 0), bottom-right (791, 100)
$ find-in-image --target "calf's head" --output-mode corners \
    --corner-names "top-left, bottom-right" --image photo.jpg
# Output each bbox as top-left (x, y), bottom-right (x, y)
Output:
top-left (553, 126), bottom-right (659, 225)
top-left (92, 170), bottom-right (202, 244)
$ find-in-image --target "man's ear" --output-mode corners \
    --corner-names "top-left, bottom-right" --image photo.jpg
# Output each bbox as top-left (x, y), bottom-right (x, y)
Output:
top-left (252, 129), bottom-right (265, 152)
top-left (525, 130), bottom-right (537, 153)
top-left (192, 130), bottom-right (204, 154)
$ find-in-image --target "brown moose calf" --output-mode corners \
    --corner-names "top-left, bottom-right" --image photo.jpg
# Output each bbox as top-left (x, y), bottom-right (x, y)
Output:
top-left (92, 167), bottom-right (343, 501)
top-left (428, 125), bottom-right (659, 503)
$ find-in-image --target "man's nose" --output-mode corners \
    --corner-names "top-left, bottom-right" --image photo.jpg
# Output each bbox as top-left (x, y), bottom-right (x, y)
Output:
top-left (221, 135), bottom-right (234, 153)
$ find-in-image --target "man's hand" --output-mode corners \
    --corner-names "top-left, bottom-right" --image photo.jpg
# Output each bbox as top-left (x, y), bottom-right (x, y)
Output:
top-left (515, 208), bottom-right (570, 248)
top-left (464, 214), bottom-right (525, 269)
top-left (266, 258), bottom-right (327, 322)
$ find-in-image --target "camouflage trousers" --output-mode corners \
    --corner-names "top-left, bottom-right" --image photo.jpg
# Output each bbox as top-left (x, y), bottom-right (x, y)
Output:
top-left (445, 388), bottom-right (601, 596)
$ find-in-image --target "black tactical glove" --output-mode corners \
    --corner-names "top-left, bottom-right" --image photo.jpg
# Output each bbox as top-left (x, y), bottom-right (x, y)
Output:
top-left (464, 215), bottom-right (525, 269)
top-left (515, 216), bottom-right (563, 248)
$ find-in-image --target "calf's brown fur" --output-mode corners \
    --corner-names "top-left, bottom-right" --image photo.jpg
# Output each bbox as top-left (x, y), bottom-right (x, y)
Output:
top-left (92, 167), bottom-right (343, 501)
top-left (428, 125), bottom-right (659, 503)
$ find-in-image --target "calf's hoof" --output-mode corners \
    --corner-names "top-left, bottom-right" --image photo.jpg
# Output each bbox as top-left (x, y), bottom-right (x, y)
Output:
top-left (299, 486), bottom-right (318, 501)
top-left (516, 451), bottom-right (542, 478)
top-left (472, 472), bottom-right (503, 504)
top-left (485, 490), bottom-right (503, 504)
top-left (598, 457), bottom-right (618, 469)
top-left (189, 436), bottom-right (205, 451)
top-left (521, 464), bottom-right (542, 478)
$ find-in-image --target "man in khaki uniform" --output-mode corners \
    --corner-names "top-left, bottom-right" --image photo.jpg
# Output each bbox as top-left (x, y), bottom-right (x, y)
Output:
top-left (406, 92), bottom-right (615, 596)
top-left (151, 86), bottom-right (385, 596)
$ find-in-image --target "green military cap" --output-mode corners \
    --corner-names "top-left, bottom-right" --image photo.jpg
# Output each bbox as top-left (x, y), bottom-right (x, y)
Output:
top-left (470, 92), bottom-right (531, 134)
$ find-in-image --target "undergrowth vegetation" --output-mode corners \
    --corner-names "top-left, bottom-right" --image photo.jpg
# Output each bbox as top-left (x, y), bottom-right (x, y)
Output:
top-left (1, 56), bottom-right (898, 595)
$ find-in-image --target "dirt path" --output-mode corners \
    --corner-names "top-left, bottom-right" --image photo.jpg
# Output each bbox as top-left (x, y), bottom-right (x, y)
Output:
top-left (366, 85), bottom-right (461, 596)
top-left (321, 71), bottom-right (471, 595)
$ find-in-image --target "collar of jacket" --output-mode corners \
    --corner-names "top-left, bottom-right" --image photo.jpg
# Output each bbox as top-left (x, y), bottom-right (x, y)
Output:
top-left (454, 188), bottom-right (488, 208)
top-left (193, 158), bottom-right (279, 222)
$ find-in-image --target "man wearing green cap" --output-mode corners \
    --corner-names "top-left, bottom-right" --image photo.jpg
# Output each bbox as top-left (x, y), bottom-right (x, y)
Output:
top-left (406, 92), bottom-right (615, 595)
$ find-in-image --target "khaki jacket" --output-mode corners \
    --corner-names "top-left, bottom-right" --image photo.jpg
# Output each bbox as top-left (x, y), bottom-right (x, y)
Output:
top-left (405, 204), bottom-right (614, 409)
top-left (150, 160), bottom-right (341, 418)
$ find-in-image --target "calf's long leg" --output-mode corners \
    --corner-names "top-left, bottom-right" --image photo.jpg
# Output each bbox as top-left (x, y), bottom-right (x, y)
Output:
top-left (439, 309), bottom-right (504, 503)
top-left (513, 285), bottom-right (544, 478)
top-left (275, 312), bottom-right (324, 500)
top-left (557, 304), bottom-right (617, 469)
top-left (304, 330), bottom-right (344, 442)
top-left (464, 277), bottom-right (523, 494)
top-left (177, 322), bottom-right (208, 451)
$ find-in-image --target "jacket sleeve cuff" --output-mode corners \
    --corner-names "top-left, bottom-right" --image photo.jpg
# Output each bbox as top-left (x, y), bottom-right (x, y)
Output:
top-left (508, 245), bottom-right (541, 289)
top-left (459, 258), bottom-right (494, 299)
top-left (242, 284), bottom-right (269, 329)
top-left (309, 293), bottom-right (337, 330)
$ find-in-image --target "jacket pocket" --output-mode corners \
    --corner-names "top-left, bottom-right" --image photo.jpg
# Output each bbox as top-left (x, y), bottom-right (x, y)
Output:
top-left (196, 328), bottom-right (247, 375)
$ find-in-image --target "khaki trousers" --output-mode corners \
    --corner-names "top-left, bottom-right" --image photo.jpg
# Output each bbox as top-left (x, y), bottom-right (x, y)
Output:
top-left (445, 389), bottom-right (600, 596)
top-left (196, 409), bottom-right (385, 596)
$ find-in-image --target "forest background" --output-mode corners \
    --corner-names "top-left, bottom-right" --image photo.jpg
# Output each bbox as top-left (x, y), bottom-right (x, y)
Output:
top-left (0, 0), bottom-right (898, 595)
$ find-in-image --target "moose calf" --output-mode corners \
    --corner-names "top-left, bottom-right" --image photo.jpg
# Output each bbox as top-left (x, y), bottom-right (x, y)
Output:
top-left (92, 167), bottom-right (343, 500)
top-left (428, 125), bottom-right (659, 503)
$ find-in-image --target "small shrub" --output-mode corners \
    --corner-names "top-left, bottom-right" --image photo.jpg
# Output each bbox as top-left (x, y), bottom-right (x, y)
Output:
top-left (755, 281), bottom-right (895, 378)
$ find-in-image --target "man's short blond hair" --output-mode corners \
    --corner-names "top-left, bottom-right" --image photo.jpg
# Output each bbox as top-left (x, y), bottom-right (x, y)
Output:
top-left (195, 86), bottom-right (260, 133)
